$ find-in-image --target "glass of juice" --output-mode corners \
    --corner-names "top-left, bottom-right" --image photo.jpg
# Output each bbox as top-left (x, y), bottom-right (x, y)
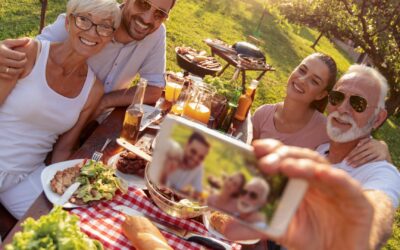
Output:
top-left (165, 73), bottom-right (184, 103)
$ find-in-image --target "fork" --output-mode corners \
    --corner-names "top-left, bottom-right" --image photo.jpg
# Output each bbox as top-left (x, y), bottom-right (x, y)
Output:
top-left (91, 138), bottom-right (112, 161)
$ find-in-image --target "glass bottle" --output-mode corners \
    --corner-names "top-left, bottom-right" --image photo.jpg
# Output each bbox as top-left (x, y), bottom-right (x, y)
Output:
top-left (120, 79), bottom-right (147, 144)
top-left (248, 79), bottom-right (259, 100)
top-left (234, 80), bottom-right (259, 121)
top-left (219, 102), bottom-right (238, 132)
top-left (210, 94), bottom-right (227, 129)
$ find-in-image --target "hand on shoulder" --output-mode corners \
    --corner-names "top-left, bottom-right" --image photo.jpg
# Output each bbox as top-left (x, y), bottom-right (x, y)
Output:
top-left (345, 137), bottom-right (392, 167)
top-left (0, 37), bottom-right (30, 79)
top-left (14, 38), bottom-right (39, 79)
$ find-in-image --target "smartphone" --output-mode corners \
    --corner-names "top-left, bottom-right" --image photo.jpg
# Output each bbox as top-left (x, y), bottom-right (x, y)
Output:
top-left (148, 115), bottom-right (308, 238)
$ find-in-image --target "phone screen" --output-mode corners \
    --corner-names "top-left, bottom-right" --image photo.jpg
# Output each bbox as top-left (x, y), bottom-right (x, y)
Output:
top-left (149, 116), bottom-right (295, 233)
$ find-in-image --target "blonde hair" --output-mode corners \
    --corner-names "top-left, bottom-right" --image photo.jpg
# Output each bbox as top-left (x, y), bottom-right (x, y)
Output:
top-left (166, 140), bottom-right (183, 161)
top-left (66, 0), bottom-right (121, 29)
top-left (346, 64), bottom-right (388, 109)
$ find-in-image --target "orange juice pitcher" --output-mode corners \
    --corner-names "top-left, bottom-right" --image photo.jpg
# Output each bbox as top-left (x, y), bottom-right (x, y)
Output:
top-left (182, 83), bottom-right (213, 124)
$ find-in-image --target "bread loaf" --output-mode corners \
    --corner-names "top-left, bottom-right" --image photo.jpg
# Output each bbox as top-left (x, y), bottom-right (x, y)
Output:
top-left (209, 211), bottom-right (233, 233)
top-left (122, 215), bottom-right (173, 250)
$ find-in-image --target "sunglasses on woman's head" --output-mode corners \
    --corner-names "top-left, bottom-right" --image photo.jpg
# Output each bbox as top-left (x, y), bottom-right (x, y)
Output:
top-left (240, 189), bottom-right (258, 200)
top-left (328, 90), bottom-right (369, 113)
top-left (133, 0), bottom-right (169, 21)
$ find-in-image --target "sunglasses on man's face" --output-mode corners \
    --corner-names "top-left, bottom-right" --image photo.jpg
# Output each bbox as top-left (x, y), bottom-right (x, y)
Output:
top-left (133, 0), bottom-right (169, 21)
top-left (240, 189), bottom-right (258, 200)
top-left (328, 90), bottom-right (369, 113)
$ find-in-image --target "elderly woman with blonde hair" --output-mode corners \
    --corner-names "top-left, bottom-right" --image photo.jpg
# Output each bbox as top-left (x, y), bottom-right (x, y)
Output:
top-left (159, 140), bottom-right (184, 185)
top-left (0, 0), bottom-right (120, 219)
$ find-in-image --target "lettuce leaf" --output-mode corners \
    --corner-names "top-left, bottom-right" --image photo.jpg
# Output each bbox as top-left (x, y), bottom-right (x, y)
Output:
top-left (74, 160), bottom-right (126, 203)
top-left (5, 207), bottom-right (103, 250)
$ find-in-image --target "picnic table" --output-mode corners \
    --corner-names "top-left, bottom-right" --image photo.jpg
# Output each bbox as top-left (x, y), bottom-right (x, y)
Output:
top-left (1, 106), bottom-right (266, 250)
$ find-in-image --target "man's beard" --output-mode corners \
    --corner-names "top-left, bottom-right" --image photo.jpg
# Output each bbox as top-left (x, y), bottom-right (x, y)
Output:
top-left (327, 111), bottom-right (376, 143)
top-left (122, 14), bottom-right (154, 41)
top-left (237, 200), bottom-right (259, 214)
top-left (182, 156), bottom-right (196, 169)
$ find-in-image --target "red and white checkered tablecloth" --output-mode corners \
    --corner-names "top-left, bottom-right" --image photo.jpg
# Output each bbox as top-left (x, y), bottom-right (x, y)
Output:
top-left (70, 186), bottom-right (241, 250)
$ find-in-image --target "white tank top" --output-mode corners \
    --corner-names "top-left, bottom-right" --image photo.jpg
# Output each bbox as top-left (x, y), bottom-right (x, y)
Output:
top-left (0, 40), bottom-right (95, 192)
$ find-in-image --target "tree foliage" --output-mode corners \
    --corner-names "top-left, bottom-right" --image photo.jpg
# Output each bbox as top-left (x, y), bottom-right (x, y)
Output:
top-left (277, 0), bottom-right (400, 116)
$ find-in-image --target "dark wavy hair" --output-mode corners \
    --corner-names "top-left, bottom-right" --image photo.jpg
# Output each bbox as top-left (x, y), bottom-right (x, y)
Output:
top-left (229, 172), bottom-right (246, 198)
top-left (188, 132), bottom-right (210, 148)
top-left (308, 53), bottom-right (337, 113)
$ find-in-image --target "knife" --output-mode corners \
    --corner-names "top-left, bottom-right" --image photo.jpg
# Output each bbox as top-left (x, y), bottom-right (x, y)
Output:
top-left (113, 205), bottom-right (232, 250)
top-left (140, 109), bottom-right (162, 131)
top-left (56, 182), bottom-right (81, 206)
top-left (116, 138), bottom-right (152, 162)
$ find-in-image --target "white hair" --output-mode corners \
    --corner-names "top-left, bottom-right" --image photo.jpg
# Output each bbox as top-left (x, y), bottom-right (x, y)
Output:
top-left (166, 140), bottom-right (183, 160)
top-left (346, 64), bottom-right (388, 109)
top-left (66, 0), bottom-right (121, 29)
top-left (248, 177), bottom-right (270, 203)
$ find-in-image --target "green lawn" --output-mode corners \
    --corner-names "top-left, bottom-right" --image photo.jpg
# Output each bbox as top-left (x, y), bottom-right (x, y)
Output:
top-left (1, 0), bottom-right (399, 248)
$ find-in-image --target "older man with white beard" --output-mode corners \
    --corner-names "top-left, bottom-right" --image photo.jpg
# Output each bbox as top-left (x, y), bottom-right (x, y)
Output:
top-left (316, 64), bottom-right (400, 249)
top-left (236, 177), bottom-right (270, 229)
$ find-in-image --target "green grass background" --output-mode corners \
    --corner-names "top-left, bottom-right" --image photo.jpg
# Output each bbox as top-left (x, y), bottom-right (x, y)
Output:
top-left (1, 0), bottom-right (399, 248)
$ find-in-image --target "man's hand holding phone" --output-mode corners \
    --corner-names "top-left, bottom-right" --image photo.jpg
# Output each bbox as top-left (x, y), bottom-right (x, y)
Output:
top-left (149, 116), bottom-right (308, 238)
top-left (148, 116), bottom-right (374, 250)
top-left (252, 139), bottom-right (373, 250)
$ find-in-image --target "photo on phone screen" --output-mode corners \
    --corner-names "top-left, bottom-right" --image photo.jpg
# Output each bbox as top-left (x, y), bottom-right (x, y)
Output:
top-left (149, 116), bottom-right (307, 236)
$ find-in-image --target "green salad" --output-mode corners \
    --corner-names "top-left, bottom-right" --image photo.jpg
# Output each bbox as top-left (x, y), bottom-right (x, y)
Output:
top-left (203, 76), bottom-right (241, 104)
top-left (5, 206), bottom-right (103, 250)
top-left (74, 160), bottom-right (126, 203)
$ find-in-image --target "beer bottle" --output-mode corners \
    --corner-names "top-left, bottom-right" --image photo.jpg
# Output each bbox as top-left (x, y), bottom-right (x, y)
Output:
top-left (219, 102), bottom-right (238, 132)
top-left (120, 79), bottom-right (148, 144)
top-left (234, 80), bottom-right (259, 121)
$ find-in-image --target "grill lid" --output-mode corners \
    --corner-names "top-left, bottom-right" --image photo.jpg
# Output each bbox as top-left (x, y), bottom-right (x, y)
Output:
top-left (232, 41), bottom-right (265, 60)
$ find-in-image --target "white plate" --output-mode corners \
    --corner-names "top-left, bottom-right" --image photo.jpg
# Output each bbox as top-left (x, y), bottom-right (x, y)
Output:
top-left (203, 211), bottom-right (260, 245)
top-left (41, 159), bottom-right (86, 208)
top-left (108, 153), bottom-right (147, 189)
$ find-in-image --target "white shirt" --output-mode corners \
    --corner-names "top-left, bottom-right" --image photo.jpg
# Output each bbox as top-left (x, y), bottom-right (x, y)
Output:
top-left (37, 14), bottom-right (166, 93)
top-left (0, 41), bottom-right (95, 192)
top-left (167, 166), bottom-right (204, 193)
top-left (317, 143), bottom-right (400, 208)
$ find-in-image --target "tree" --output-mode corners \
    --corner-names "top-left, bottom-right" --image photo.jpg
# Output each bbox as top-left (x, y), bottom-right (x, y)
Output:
top-left (311, 32), bottom-right (324, 49)
top-left (278, 0), bottom-right (400, 117)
